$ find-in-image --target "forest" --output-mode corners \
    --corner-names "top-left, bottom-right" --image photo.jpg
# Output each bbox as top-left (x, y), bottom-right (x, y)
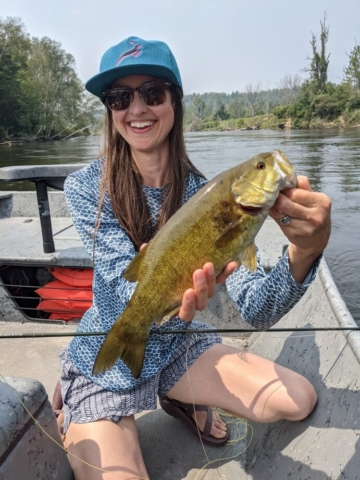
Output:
top-left (1, 15), bottom-right (360, 142)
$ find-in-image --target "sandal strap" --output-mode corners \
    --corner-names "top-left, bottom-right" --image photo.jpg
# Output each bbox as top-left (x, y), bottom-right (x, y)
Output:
top-left (200, 406), bottom-right (212, 438)
top-left (163, 397), bottom-right (213, 437)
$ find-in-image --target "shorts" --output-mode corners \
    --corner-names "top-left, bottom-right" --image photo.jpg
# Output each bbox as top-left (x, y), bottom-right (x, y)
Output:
top-left (59, 330), bottom-right (221, 434)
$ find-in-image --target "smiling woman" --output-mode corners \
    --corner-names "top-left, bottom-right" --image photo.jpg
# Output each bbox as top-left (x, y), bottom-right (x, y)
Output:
top-left (55, 35), bottom-right (331, 480)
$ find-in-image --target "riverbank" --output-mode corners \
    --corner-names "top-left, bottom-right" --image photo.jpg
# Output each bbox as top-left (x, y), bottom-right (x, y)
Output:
top-left (185, 110), bottom-right (360, 132)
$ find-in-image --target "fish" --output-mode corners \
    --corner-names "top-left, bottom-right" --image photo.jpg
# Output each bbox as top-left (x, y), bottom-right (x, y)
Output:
top-left (93, 150), bottom-right (297, 378)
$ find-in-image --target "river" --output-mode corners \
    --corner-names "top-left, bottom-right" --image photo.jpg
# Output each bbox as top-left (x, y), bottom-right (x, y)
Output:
top-left (0, 129), bottom-right (359, 324)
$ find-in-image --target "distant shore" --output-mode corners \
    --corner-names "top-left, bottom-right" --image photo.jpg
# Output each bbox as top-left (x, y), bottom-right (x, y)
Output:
top-left (185, 114), bottom-right (360, 133)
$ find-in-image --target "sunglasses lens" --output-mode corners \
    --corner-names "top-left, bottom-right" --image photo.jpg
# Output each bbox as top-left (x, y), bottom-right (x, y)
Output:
top-left (140, 83), bottom-right (168, 106)
top-left (103, 82), bottom-right (169, 111)
top-left (104, 89), bottom-right (132, 111)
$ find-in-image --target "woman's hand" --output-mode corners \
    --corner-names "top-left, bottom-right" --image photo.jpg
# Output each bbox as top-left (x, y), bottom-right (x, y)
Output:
top-left (179, 261), bottom-right (238, 323)
top-left (269, 175), bottom-right (332, 283)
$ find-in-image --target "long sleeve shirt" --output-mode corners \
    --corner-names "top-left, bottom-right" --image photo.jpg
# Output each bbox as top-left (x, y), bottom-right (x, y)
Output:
top-left (64, 159), bottom-right (320, 391)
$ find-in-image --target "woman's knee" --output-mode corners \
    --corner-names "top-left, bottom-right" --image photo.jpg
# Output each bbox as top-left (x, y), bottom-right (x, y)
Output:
top-left (282, 377), bottom-right (317, 421)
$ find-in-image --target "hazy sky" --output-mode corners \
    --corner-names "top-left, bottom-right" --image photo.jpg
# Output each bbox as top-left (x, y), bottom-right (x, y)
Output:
top-left (2, 0), bottom-right (360, 95)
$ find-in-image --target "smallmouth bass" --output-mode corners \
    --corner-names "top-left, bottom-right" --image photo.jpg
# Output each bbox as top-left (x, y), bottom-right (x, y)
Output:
top-left (93, 150), bottom-right (297, 378)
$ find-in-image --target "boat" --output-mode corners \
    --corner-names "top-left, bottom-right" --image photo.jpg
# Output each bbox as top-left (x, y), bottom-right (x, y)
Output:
top-left (0, 164), bottom-right (359, 479)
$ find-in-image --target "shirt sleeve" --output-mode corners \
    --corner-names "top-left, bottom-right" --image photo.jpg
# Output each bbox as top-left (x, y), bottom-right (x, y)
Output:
top-left (64, 171), bottom-right (137, 304)
top-left (226, 247), bottom-right (322, 330)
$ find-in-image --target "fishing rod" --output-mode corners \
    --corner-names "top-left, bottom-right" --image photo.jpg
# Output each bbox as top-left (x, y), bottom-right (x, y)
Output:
top-left (1, 326), bottom-right (360, 339)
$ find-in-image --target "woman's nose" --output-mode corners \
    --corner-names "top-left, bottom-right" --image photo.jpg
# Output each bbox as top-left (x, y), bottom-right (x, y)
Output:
top-left (128, 91), bottom-right (148, 114)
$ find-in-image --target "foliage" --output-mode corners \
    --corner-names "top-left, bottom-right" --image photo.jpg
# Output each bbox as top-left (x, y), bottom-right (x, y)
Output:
top-left (0, 17), bottom-right (31, 139)
top-left (344, 44), bottom-right (360, 94)
top-left (0, 16), bottom-right (102, 142)
top-left (213, 103), bottom-right (230, 120)
top-left (272, 105), bottom-right (289, 120)
top-left (306, 14), bottom-right (330, 94)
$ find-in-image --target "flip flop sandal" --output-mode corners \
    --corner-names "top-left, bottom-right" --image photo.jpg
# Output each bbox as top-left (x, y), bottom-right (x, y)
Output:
top-left (159, 396), bottom-right (229, 446)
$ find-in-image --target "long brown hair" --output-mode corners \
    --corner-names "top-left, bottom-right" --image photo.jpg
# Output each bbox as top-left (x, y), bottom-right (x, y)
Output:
top-left (96, 85), bottom-right (205, 251)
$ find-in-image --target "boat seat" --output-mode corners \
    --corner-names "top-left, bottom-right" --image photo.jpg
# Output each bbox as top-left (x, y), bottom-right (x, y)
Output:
top-left (0, 164), bottom-right (85, 254)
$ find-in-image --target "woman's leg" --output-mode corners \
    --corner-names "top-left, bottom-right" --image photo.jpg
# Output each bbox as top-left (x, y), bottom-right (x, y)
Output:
top-left (64, 416), bottom-right (149, 480)
top-left (166, 343), bottom-right (317, 424)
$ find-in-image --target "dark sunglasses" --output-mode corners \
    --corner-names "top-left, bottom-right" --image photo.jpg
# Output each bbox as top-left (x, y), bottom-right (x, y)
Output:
top-left (102, 80), bottom-right (171, 111)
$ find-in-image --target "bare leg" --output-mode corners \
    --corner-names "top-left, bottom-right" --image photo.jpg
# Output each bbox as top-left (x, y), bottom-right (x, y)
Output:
top-left (167, 344), bottom-right (317, 424)
top-left (64, 416), bottom-right (149, 480)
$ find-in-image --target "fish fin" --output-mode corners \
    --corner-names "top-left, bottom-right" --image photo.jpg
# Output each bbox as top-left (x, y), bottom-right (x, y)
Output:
top-left (239, 242), bottom-right (257, 273)
top-left (156, 302), bottom-right (182, 325)
top-left (123, 245), bottom-right (148, 282)
top-left (215, 218), bottom-right (245, 248)
top-left (92, 317), bottom-right (148, 379)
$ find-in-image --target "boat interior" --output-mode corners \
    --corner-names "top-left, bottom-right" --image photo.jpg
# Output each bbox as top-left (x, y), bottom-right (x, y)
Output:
top-left (0, 164), bottom-right (92, 325)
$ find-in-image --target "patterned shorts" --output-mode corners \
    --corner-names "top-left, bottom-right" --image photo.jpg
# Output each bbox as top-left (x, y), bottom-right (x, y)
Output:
top-left (59, 331), bottom-right (221, 434)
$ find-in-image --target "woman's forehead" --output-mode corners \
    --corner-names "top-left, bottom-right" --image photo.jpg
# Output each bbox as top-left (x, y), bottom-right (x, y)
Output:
top-left (111, 75), bottom-right (161, 88)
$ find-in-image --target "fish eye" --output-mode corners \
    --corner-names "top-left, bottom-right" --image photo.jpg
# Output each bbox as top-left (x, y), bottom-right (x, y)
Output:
top-left (256, 162), bottom-right (266, 170)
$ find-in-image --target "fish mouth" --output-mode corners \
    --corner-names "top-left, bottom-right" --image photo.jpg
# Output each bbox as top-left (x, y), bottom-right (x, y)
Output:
top-left (238, 204), bottom-right (264, 215)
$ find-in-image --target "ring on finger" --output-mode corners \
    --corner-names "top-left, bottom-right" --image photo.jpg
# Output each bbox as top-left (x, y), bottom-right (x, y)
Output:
top-left (278, 215), bottom-right (293, 226)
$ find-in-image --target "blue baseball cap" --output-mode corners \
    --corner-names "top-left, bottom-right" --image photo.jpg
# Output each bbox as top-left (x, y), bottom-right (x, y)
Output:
top-left (85, 36), bottom-right (183, 98)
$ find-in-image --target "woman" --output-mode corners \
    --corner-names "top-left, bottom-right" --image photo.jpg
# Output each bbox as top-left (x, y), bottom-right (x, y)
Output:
top-left (59, 36), bottom-right (331, 479)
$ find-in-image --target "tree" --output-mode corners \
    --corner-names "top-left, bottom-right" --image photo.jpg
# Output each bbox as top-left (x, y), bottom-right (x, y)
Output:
top-left (228, 98), bottom-right (246, 118)
top-left (0, 17), bottom-right (30, 139)
top-left (21, 36), bottom-right (92, 138)
top-left (245, 82), bottom-right (262, 116)
top-left (306, 13), bottom-right (330, 94)
top-left (213, 103), bottom-right (230, 120)
top-left (344, 44), bottom-right (360, 94)
top-left (278, 74), bottom-right (303, 104)
top-left (191, 96), bottom-right (207, 120)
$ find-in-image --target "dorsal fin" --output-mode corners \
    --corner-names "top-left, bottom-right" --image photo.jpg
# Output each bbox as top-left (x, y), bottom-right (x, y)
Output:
top-left (123, 244), bottom-right (148, 282)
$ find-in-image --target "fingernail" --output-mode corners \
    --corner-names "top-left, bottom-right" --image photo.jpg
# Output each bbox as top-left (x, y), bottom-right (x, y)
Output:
top-left (186, 291), bottom-right (195, 302)
top-left (195, 271), bottom-right (205, 283)
top-left (207, 264), bottom-right (215, 276)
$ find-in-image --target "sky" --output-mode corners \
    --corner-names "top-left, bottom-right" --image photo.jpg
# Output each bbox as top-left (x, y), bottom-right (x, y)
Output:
top-left (1, 0), bottom-right (360, 95)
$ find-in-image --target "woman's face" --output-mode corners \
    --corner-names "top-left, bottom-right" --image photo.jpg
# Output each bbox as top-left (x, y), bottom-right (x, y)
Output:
top-left (110, 75), bottom-right (175, 156)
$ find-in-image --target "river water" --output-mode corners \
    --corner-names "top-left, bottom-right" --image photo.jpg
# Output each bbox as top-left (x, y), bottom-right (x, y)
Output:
top-left (0, 129), bottom-right (359, 323)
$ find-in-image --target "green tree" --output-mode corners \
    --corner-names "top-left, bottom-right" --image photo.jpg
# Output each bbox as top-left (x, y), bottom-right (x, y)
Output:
top-left (306, 13), bottom-right (330, 94)
top-left (0, 17), bottom-right (31, 140)
top-left (228, 98), bottom-right (246, 118)
top-left (191, 96), bottom-right (207, 120)
top-left (213, 103), bottom-right (230, 120)
top-left (344, 44), bottom-right (360, 94)
top-left (21, 36), bottom-right (87, 138)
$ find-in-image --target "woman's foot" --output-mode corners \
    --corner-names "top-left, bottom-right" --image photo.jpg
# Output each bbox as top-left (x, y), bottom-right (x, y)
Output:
top-left (159, 397), bottom-right (229, 446)
top-left (192, 408), bottom-right (228, 439)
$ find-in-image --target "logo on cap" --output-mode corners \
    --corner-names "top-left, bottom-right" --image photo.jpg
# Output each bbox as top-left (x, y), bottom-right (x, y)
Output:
top-left (115, 40), bottom-right (143, 66)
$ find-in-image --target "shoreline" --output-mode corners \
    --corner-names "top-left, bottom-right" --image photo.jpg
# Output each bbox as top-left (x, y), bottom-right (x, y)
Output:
top-left (2, 122), bottom-right (360, 145)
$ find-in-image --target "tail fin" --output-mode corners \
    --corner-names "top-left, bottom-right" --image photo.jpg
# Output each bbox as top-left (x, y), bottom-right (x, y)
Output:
top-left (92, 317), bottom-right (148, 379)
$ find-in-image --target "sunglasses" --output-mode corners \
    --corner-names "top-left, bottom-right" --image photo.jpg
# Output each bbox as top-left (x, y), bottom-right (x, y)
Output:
top-left (102, 80), bottom-right (172, 111)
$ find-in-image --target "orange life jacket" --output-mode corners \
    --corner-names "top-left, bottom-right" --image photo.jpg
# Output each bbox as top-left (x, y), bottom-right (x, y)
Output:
top-left (35, 269), bottom-right (93, 321)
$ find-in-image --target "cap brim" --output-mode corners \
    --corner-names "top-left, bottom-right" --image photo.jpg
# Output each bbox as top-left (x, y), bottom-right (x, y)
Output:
top-left (86, 64), bottom-right (183, 98)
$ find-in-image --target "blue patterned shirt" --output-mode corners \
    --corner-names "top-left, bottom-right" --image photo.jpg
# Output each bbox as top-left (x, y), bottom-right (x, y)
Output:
top-left (64, 159), bottom-right (320, 391)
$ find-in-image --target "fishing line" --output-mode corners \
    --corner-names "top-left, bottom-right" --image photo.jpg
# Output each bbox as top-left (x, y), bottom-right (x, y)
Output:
top-left (1, 326), bottom-right (360, 339)
top-left (0, 371), bottom-right (149, 479)
top-left (184, 332), bottom-right (254, 480)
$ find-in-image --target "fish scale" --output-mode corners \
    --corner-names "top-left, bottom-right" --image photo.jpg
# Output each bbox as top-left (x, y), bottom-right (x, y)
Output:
top-left (93, 150), bottom-right (297, 378)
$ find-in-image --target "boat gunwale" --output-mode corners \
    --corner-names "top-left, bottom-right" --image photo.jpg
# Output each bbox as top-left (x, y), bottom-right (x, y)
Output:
top-left (319, 257), bottom-right (360, 363)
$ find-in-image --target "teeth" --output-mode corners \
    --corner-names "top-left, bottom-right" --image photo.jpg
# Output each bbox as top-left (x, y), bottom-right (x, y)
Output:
top-left (130, 121), bottom-right (154, 128)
